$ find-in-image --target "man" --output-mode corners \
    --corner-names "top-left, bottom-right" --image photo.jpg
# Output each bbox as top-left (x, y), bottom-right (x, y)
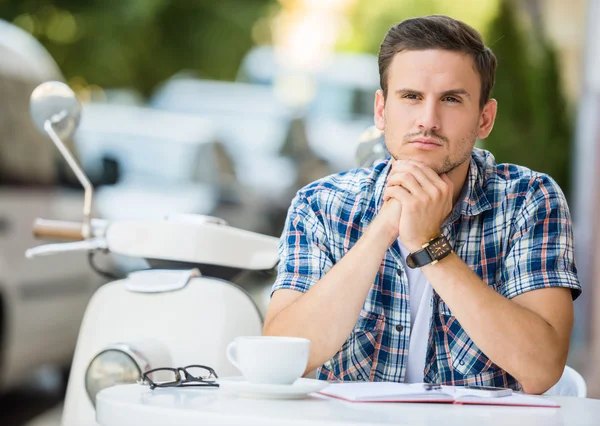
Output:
top-left (263, 15), bottom-right (581, 394)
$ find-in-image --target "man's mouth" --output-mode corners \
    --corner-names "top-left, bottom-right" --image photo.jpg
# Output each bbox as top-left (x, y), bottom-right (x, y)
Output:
top-left (409, 138), bottom-right (443, 150)
top-left (410, 138), bottom-right (442, 146)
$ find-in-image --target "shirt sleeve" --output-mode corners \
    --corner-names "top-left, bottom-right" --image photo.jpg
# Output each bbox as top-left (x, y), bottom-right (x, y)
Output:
top-left (271, 193), bottom-right (334, 295)
top-left (500, 175), bottom-right (581, 300)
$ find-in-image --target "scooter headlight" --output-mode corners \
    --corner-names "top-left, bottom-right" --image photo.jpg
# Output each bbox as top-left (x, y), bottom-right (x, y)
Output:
top-left (85, 344), bottom-right (149, 407)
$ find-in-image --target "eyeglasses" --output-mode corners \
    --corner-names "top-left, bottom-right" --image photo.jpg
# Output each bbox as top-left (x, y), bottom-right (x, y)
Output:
top-left (140, 365), bottom-right (219, 390)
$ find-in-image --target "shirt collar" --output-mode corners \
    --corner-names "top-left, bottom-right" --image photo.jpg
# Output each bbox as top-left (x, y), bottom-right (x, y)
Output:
top-left (457, 153), bottom-right (492, 218)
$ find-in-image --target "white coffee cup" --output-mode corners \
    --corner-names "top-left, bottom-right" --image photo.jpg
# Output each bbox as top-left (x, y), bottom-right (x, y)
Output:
top-left (226, 336), bottom-right (310, 385)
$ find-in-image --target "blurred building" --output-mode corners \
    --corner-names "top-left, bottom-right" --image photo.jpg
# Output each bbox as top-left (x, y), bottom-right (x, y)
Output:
top-left (565, 0), bottom-right (600, 398)
top-left (520, 0), bottom-right (600, 398)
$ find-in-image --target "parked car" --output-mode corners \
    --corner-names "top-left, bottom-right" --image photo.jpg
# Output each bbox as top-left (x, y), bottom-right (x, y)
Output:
top-left (149, 77), bottom-right (323, 236)
top-left (237, 46), bottom-right (380, 173)
top-left (73, 102), bottom-right (222, 222)
top-left (0, 19), bottom-right (106, 393)
top-left (68, 101), bottom-right (228, 273)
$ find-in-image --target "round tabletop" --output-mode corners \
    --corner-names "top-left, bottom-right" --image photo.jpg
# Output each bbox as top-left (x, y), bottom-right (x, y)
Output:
top-left (97, 383), bottom-right (600, 426)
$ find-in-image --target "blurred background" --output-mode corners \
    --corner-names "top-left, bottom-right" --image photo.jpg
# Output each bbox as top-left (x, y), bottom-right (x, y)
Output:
top-left (0, 0), bottom-right (598, 424)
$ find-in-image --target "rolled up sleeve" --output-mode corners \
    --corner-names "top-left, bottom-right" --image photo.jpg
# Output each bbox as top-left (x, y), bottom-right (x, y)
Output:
top-left (500, 175), bottom-right (581, 300)
top-left (271, 193), bottom-right (334, 296)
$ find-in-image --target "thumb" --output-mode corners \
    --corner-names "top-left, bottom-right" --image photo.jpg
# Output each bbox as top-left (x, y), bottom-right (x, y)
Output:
top-left (440, 174), bottom-right (454, 207)
top-left (440, 173), bottom-right (453, 188)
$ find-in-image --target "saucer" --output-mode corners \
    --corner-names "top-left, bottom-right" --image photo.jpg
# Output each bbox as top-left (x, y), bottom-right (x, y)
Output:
top-left (216, 377), bottom-right (329, 399)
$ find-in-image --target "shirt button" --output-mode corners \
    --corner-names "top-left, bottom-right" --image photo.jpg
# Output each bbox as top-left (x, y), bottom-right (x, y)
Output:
top-left (459, 361), bottom-right (465, 366)
top-left (397, 268), bottom-right (402, 276)
top-left (357, 373), bottom-right (363, 380)
top-left (395, 324), bottom-right (404, 332)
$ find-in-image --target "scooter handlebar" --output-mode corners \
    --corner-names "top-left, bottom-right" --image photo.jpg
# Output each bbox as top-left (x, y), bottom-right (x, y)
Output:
top-left (33, 219), bottom-right (84, 241)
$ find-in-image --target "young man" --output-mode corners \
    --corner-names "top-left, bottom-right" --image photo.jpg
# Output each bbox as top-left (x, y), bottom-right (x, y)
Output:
top-left (263, 15), bottom-right (581, 394)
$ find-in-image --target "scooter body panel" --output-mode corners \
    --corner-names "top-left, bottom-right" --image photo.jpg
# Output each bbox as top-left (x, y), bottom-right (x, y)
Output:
top-left (61, 275), bottom-right (263, 426)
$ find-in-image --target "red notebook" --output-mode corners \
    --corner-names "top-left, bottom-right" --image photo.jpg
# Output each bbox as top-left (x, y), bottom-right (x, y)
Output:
top-left (317, 382), bottom-right (559, 408)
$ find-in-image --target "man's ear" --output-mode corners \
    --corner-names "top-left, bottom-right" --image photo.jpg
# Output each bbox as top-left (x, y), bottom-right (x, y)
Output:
top-left (374, 89), bottom-right (386, 131)
top-left (477, 98), bottom-right (497, 139)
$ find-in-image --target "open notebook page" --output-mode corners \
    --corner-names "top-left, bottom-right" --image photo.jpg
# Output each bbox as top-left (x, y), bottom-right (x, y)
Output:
top-left (319, 382), bottom-right (455, 403)
top-left (318, 382), bottom-right (559, 407)
top-left (453, 393), bottom-right (559, 407)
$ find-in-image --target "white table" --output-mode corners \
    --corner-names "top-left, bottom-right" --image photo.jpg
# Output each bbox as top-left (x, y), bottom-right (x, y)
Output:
top-left (97, 383), bottom-right (600, 426)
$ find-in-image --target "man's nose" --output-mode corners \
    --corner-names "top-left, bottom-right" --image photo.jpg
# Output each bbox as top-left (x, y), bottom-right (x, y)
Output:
top-left (416, 101), bottom-right (441, 132)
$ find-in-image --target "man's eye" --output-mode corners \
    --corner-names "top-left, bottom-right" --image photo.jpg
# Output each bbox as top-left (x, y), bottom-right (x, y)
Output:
top-left (443, 96), bottom-right (460, 103)
top-left (404, 94), bottom-right (419, 100)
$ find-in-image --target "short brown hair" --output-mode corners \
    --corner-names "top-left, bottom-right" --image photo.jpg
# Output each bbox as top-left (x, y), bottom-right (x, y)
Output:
top-left (378, 15), bottom-right (497, 109)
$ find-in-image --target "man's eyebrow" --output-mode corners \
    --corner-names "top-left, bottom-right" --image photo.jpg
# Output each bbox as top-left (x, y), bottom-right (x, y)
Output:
top-left (440, 88), bottom-right (471, 98)
top-left (395, 88), bottom-right (423, 96)
top-left (394, 88), bottom-right (472, 99)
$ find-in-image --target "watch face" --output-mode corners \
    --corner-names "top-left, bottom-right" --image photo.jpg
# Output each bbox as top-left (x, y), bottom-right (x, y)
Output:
top-left (428, 238), bottom-right (451, 258)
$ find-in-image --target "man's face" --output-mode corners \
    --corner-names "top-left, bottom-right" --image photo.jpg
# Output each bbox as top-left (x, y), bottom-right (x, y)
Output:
top-left (374, 49), bottom-right (496, 175)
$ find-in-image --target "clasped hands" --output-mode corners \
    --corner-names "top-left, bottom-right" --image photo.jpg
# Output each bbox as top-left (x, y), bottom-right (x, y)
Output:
top-left (380, 160), bottom-right (453, 252)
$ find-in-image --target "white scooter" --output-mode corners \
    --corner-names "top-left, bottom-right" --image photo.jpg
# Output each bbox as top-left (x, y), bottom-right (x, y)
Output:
top-left (26, 81), bottom-right (279, 426)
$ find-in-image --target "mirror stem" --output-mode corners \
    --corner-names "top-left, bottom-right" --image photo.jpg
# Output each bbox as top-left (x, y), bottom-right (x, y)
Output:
top-left (44, 119), bottom-right (93, 239)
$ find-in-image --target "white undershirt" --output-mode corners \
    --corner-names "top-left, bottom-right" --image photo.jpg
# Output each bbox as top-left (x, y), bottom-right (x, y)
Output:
top-left (398, 241), bottom-right (433, 383)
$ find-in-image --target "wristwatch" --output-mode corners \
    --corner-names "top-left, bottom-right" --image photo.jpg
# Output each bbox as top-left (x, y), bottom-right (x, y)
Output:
top-left (406, 235), bottom-right (453, 269)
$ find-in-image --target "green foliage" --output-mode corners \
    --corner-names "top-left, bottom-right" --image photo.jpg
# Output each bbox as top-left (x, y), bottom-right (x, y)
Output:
top-left (339, 0), bottom-right (499, 54)
top-left (0, 0), bottom-right (277, 95)
top-left (484, 0), bottom-right (573, 196)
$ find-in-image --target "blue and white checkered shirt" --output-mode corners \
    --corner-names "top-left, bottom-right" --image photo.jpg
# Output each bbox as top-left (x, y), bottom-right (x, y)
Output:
top-left (272, 148), bottom-right (581, 388)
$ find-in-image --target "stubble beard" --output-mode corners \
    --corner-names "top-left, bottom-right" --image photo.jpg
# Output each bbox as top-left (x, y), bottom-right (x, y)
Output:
top-left (384, 126), bottom-right (478, 175)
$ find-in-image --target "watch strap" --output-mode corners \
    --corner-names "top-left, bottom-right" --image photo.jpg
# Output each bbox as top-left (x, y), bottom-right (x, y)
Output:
top-left (406, 235), bottom-right (452, 269)
top-left (406, 248), bottom-right (433, 269)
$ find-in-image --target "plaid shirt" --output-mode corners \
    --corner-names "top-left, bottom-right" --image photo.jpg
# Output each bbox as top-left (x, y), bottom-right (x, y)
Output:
top-left (272, 148), bottom-right (581, 389)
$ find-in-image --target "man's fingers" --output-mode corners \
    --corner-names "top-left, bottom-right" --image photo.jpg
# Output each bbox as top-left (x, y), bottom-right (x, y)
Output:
top-left (382, 185), bottom-right (411, 202)
top-left (386, 172), bottom-right (421, 195)
top-left (440, 173), bottom-right (454, 205)
top-left (393, 160), bottom-right (436, 186)
top-left (440, 173), bottom-right (454, 193)
top-left (392, 160), bottom-right (452, 198)
top-left (390, 161), bottom-right (438, 199)
top-left (440, 173), bottom-right (453, 186)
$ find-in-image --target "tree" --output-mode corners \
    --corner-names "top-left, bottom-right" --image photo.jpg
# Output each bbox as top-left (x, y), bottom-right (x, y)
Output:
top-left (0, 0), bottom-right (277, 95)
top-left (484, 0), bottom-right (573, 197)
top-left (339, 0), bottom-right (499, 54)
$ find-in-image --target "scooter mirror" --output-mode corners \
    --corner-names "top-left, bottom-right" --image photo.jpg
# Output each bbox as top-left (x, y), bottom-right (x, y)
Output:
top-left (30, 81), bottom-right (81, 140)
top-left (29, 81), bottom-right (93, 238)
